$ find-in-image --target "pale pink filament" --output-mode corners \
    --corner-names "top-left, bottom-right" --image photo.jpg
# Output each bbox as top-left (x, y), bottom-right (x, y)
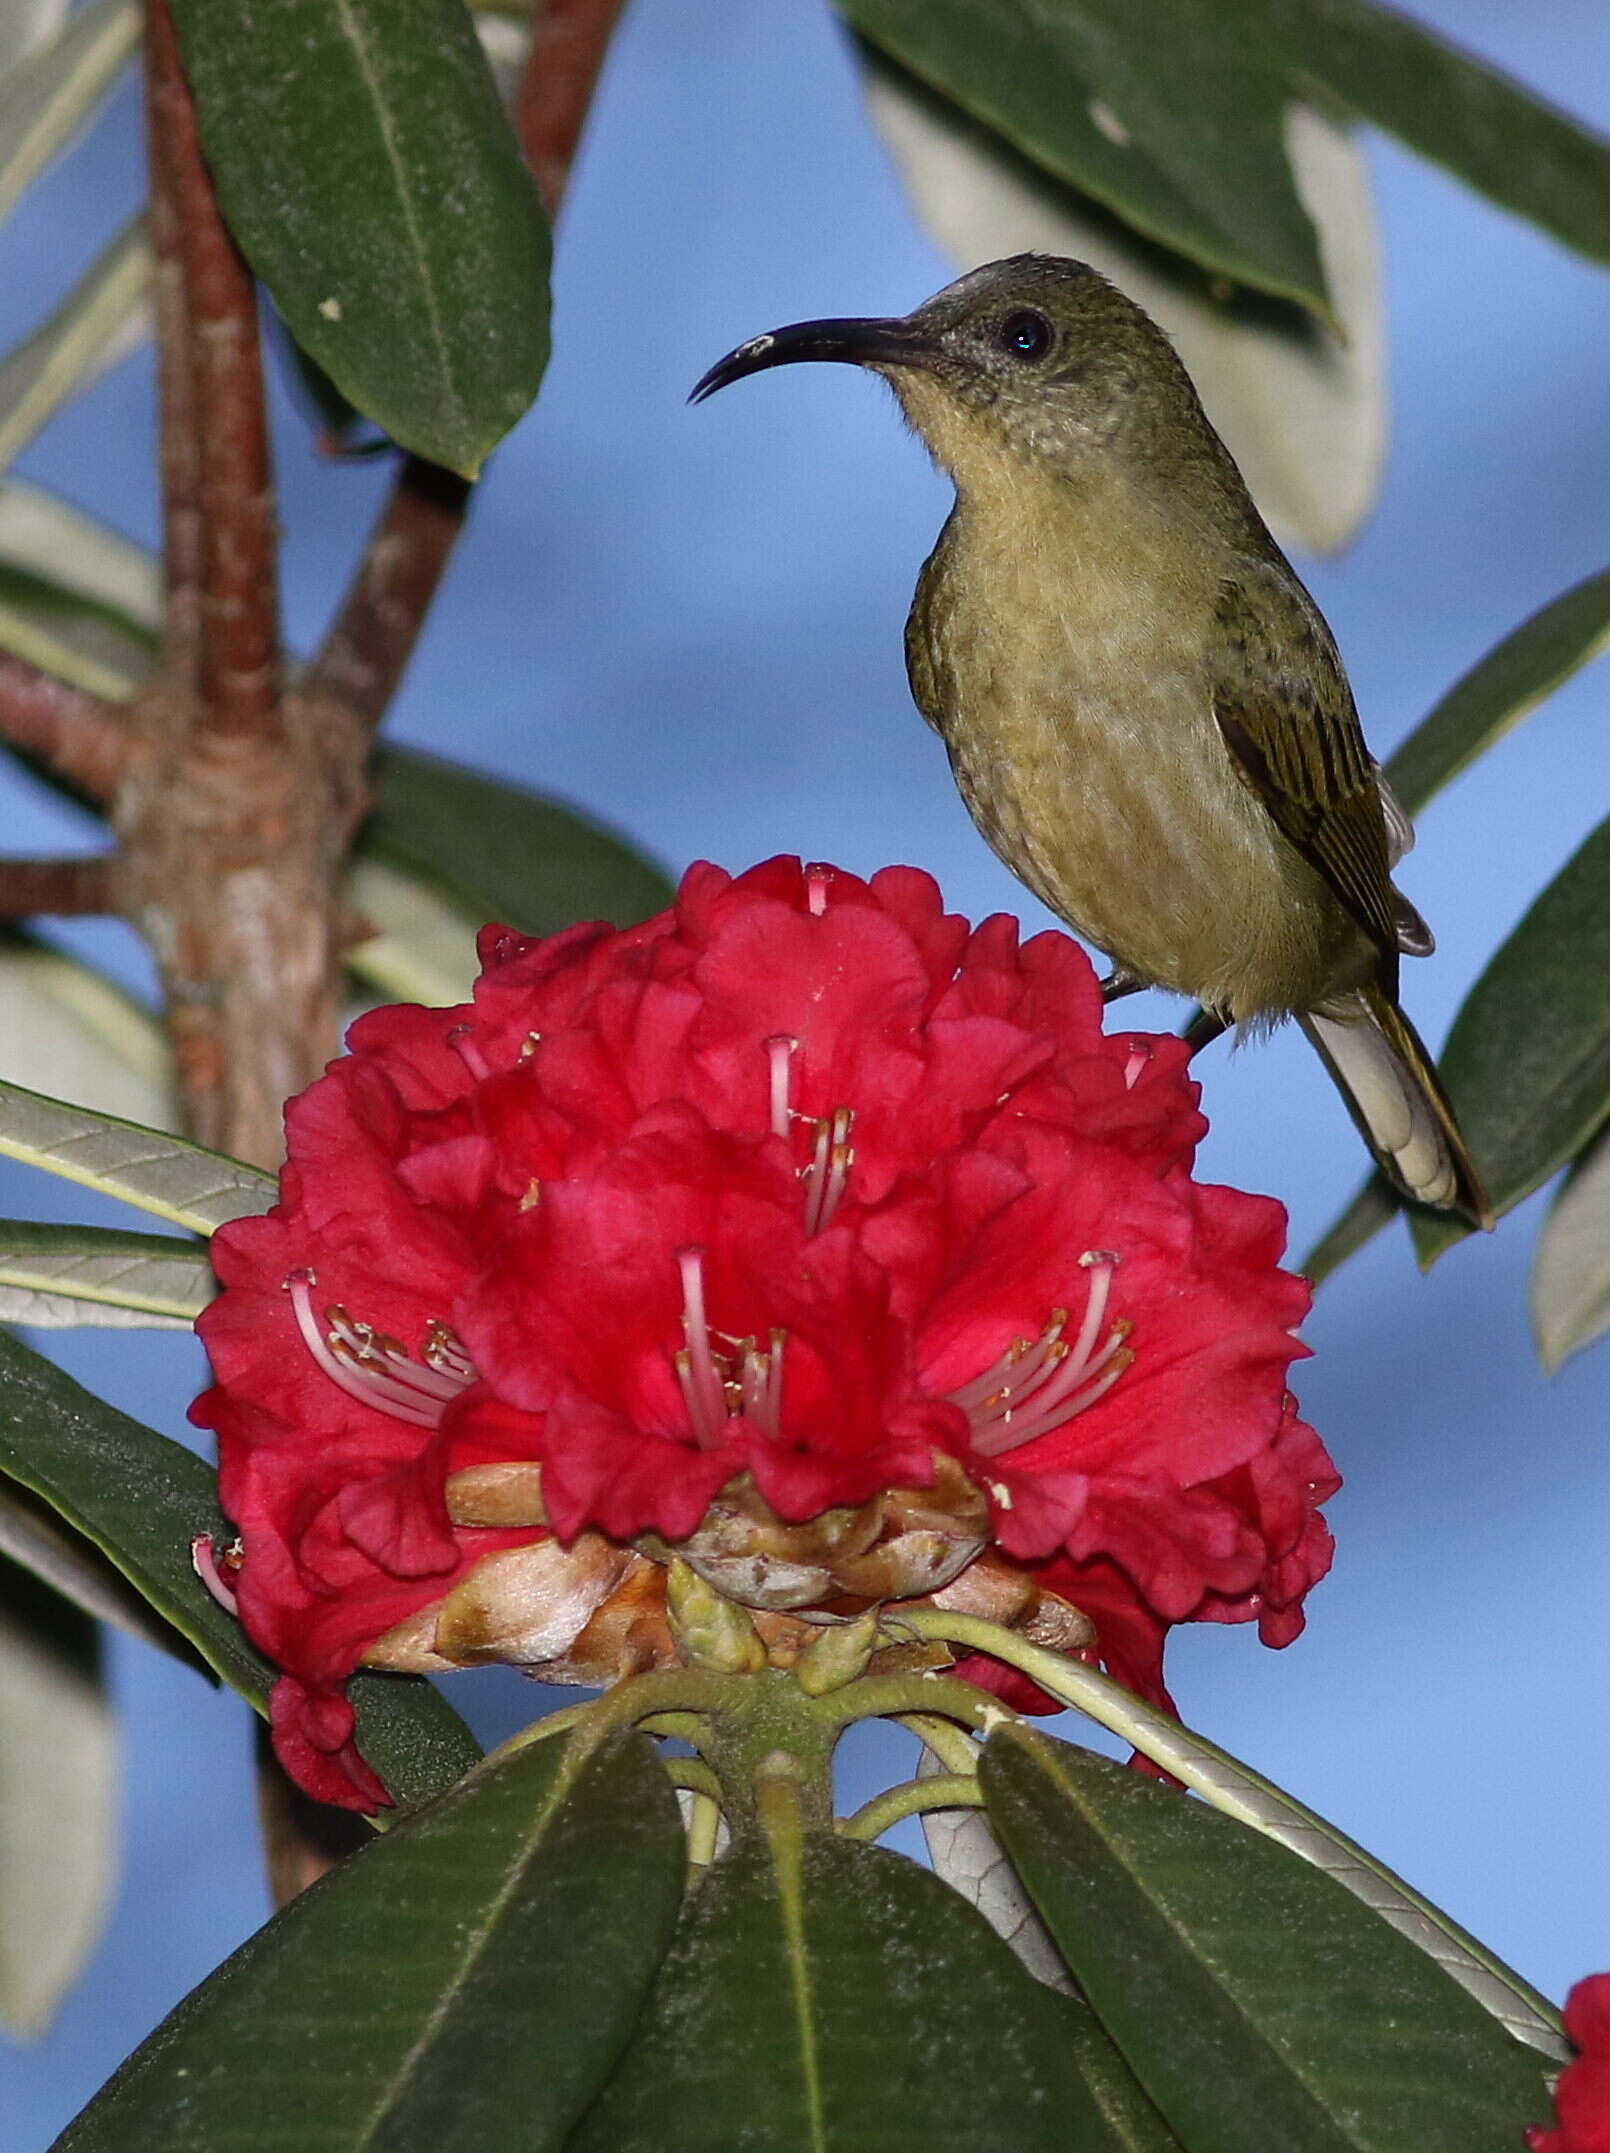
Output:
top-left (285, 1269), bottom-right (475, 1430)
top-left (446, 1026), bottom-right (492, 1081)
top-left (765, 1034), bottom-right (798, 1141)
top-left (190, 1533), bottom-right (240, 1613)
top-left (805, 867), bottom-right (829, 917)
top-left (955, 1252), bottom-right (1132, 1458)
top-left (674, 1245), bottom-right (785, 1449)
top-left (762, 1037), bottom-right (856, 1235)
top-left (1123, 1044), bottom-right (1151, 1089)
top-left (802, 1107), bottom-right (856, 1235)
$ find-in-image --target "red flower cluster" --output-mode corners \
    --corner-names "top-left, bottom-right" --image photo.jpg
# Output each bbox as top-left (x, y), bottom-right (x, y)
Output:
top-left (1529, 1977), bottom-right (1610, 2153)
top-left (193, 857), bottom-right (1336, 1807)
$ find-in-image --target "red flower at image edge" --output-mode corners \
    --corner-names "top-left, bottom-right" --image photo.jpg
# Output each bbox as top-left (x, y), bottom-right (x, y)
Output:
top-left (1529, 1977), bottom-right (1610, 2153)
top-left (191, 857), bottom-right (1338, 1808)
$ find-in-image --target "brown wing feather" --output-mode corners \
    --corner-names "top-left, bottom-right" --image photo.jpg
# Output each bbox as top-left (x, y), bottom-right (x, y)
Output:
top-left (1211, 562), bottom-right (1400, 979)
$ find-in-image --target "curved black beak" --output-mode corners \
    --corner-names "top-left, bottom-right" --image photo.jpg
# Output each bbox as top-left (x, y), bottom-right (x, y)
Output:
top-left (689, 316), bottom-right (938, 403)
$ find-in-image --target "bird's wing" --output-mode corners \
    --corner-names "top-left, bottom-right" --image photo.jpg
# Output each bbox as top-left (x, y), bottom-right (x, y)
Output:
top-left (1210, 560), bottom-right (1399, 967)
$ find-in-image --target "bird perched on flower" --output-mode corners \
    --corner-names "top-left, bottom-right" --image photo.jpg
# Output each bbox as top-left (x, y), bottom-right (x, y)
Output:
top-left (693, 254), bottom-right (1489, 1227)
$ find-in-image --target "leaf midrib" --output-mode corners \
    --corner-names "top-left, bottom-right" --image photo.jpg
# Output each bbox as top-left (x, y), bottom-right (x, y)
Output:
top-left (1018, 1740), bottom-right (1366, 2148)
top-left (330, 0), bottom-right (461, 442)
top-left (349, 1743), bottom-right (589, 2150)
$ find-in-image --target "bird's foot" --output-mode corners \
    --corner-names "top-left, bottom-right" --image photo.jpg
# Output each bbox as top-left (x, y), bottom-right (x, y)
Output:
top-left (1180, 1006), bottom-right (1228, 1056)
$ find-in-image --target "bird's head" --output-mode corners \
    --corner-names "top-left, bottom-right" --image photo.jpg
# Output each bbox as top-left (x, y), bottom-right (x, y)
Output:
top-left (692, 254), bottom-right (1216, 493)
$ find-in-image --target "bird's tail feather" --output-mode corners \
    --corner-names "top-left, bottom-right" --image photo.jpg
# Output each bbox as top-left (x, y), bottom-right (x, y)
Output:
top-left (1300, 984), bottom-right (1492, 1229)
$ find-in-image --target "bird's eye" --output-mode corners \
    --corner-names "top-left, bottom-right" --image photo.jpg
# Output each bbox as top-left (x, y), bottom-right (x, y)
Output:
top-left (998, 309), bottom-right (1054, 361)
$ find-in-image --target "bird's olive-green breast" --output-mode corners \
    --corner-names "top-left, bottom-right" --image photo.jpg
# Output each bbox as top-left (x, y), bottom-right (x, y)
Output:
top-left (888, 259), bottom-right (1388, 1025)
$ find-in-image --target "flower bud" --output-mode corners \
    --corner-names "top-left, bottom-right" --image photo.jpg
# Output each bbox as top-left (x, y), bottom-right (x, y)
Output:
top-left (794, 1609), bottom-right (882, 1696)
top-left (665, 1557), bottom-right (767, 1672)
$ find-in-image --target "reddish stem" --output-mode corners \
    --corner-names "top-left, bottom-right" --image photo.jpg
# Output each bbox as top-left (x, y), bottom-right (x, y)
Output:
top-left (0, 856), bottom-right (116, 919)
top-left (0, 658), bottom-right (126, 801)
top-left (515, 0), bottom-right (627, 219)
top-left (306, 0), bottom-right (624, 732)
top-left (144, 0), bottom-right (279, 735)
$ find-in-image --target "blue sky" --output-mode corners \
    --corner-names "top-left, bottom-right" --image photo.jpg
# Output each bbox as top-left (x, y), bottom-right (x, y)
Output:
top-left (5, 1), bottom-right (1610, 2138)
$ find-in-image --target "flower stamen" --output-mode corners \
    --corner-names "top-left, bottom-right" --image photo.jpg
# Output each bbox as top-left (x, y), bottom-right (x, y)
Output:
top-left (675, 1248), bottom-right (785, 1446)
top-left (1123, 1043), bottom-right (1151, 1089)
top-left (765, 1034), bottom-right (798, 1141)
top-left (802, 1106), bottom-right (855, 1234)
top-left (446, 1025), bottom-right (492, 1081)
top-left (284, 1269), bottom-right (475, 1429)
top-left (956, 1253), bottom-right (1133, 1458)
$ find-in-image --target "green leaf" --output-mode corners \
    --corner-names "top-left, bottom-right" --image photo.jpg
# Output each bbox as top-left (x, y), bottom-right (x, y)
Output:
top-left (860, 53), bottom-right (1383, 554)
top-left (0, 1217), bottom-right (213, 1329)
top-left (0, 0), bottom-right (137, 233)
top-left (54, 1729), bottom-right (684, 2153)
top-left (0, 554), bottom-right (155, 704)
top-left (0, 1561), bottom-right (114, 2038)
top-left (0, 1075), bottom-right (271, 1233)
top-left (1530, 1115), bottom-right (1610, 1370)
top-left (1387, 565), bottom-right (1610, 819)
top-left (838, 0), bottom-right (1330, 312)
top-left (572, 1788), bottom-right (1124, 2152)
top-left (363, 746), bottom-right (675, 938)
top-left (167, 0), bottom-right (551, 478)
top-left (0, 934), bottom-right (173, 1128)
top-left (1412, 813), bottom-right (1610, 1266)
top-left (1057, 1999), bottom-right (1192, 2153)
top-left (0, 1327), bottom-right (478, 1810)
top-left (346, 858), bottom-right (479, 1008)
top-left (0, 480), bottom-right (158, 701)
top-left (0, 1477), bottom-right (194, 1655)
top-left (835, 0), bottom-right (1610, 316)
top-left (0, 217), bottom-right (150, 478)
top-left (983, 1728), bottom-right (1552, 2153)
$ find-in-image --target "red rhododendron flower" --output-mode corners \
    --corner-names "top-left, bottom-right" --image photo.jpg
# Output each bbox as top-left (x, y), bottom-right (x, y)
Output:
top-left (192, 856), bottom-right (1336, 1808)
top-left (1528, 1976), bottom-right (1610, 2153)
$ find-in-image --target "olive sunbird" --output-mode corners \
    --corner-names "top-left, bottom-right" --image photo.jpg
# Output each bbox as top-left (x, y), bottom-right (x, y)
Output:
top-left (693, 254), bottom-right (1490, 1228)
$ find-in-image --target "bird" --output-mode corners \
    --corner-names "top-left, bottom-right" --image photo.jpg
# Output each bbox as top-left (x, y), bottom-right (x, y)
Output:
top-left (691, 253), bottom-right (1490, 1227)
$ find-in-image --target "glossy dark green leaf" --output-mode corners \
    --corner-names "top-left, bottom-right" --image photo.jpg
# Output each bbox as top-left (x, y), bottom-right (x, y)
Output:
top-left (835, 0), bottom-right (1610, 316)
top-left (54, 1729), bottom-right (683, 2153)
top-left (572, 1800), bottom-right (1124, 2152)
top-left (1387, 564), bottom-right (1610, 819)
top-left (168, 0), bottom-right (550, 477)
top-left (982, 1727), bottom-right (1552, 2153)
top-left (1411, 813), bottom-right (1610, 1266)
top-left (0, 1327), bottom-right (478, 1809)
top-left (363, 746), bottom-right (675, 939)
top-left (1058, 1998), bottom-right (1189, 2153)
top-left (839, 0), bottom-right (1328, 311)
